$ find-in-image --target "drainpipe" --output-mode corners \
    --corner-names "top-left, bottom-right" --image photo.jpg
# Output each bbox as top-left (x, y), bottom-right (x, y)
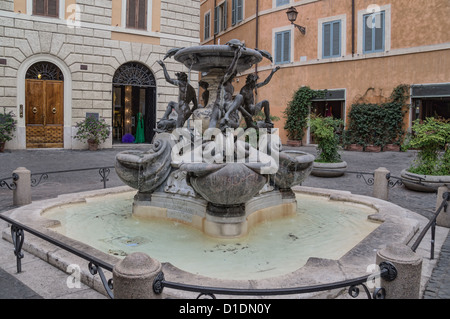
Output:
top-left (213, 0), bottom-right (217, 45)
top-left (352, 0), bottom-right (355, 56)
top-left (255, 0), bottom-right (260, 97)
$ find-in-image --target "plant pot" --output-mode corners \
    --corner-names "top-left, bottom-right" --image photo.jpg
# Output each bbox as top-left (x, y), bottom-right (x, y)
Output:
top-left (346, 144), bottom-right (363, 152)
top-left (0, 141), bottom-right (5, 153)
top-left (286, 139), bottom-right (302, 147)
top-left (311, 161), bottom-right (347, 177)
top-left (384, 144), bottom-right (400, 152)
top-left (365, 145), bottom-right (381, 153)
top-left (400, 169), bottom-right (450, 193)
top-left (88, 140), bottom-right (99, 151)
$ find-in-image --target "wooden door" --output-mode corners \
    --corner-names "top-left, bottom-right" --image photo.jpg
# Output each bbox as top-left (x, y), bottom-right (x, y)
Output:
top-left (26, 79), bottom-right (64, 148)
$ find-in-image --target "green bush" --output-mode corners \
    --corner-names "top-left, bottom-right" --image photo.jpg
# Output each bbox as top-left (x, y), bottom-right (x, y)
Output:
top-left (310, 115), bottom-right (344, 163)
top-left (0, 108), bottom-right (17, 142)
top-left (405, 117), bottom-right (450, 176)
top-left (74, 116), bottom-right (111, 145)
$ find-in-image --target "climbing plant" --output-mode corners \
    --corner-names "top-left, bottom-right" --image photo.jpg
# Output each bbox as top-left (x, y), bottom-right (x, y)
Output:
top-left (344, 84), bottom-right (409, 148)
top-left (284, 86), bottom-right (326, 141)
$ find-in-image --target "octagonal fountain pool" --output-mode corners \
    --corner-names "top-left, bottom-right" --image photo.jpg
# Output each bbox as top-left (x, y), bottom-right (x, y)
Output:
top-left (43, 190), bottom-right (380, 281)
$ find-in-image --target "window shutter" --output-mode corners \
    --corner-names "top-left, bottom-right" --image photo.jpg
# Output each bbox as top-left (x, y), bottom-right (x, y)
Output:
top-left (237, 0), bottom-right (243, 22)
top-left (137, 0), bottom-right (147, 30)
top-left (232, 0), bottom-right (236, 26)
top-left (283, 31), bottom-right (290, 62)
top-left (364, 14), bottom-right (373, 53)
top-left (332, 21), bottom-right (341, 56)
top-left (323, 23), bottom-right (331, 58)
top-left (34, 0), bottom-right (45, 16)
top-left (223, 0), bottom-right (228, 30)
top-left (374, 12), bottom-right (385, 51)
top-left (275, 32), bottom-right (282, 63)
top-left (127, 0), bottom-right (136, 28)
top-left (214, 6), bottom-right (219, 34)
top-left (47, 0), bottom-right (58, 17)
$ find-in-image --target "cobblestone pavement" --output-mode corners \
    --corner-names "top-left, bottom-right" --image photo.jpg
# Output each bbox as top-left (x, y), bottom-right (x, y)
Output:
top-left (0, 145), bottom-right (448, 299)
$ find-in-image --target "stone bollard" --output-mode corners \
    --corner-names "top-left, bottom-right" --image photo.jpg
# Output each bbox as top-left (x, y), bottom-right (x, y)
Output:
top-left (12, 167), bottom-right (31, 206)
top-left (373, 167), bottom-right (389, 200)
top-left (436, 185), bottom-right (450, 228)
top-left (113, 252), bottom-right (163, 299)
top-left (376, 243), bottom-right (423, 299)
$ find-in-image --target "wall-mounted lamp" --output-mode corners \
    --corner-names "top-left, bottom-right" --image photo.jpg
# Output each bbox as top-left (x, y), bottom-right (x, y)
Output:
top-left (286, 6), bottom-right (306, 35)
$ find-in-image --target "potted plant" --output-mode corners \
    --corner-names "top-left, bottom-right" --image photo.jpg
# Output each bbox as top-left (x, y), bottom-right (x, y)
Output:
top-left (401, 117), bottom-right (450, 192)
top-left (284, 87), bottom-right (325, 147)
top-left (309, 115), bottom-right (347, 177)
top-left (74, 116), bottom-right (111, 151)
top-left (0, 108), bottom-right (17, 152)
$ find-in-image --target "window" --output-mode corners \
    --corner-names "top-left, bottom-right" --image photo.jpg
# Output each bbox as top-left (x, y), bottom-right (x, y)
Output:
top-left (275, 30), bottom-right (291, 64)
top-left (322, 20), bottom-right (341, 58)
top-left (33, 0), bottom-right (59, 18)
top-left (127, 0), bottom-right (147, 30)
top-left (363, 11), bottom-right (385, 53)
top-left (276, 0), bottom-right (290, 7)
top-left (232, 0), bottom-right (243, 26)
top-left (214, 1), bottom-right (228, 35)
top-left (204, 12), bottom-right (211, 40)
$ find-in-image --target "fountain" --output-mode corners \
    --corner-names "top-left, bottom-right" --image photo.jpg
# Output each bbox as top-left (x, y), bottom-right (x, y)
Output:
top-left (1, 41), bottom-right (437, 299)
top-left (115, 40), bottom-right (315, 238)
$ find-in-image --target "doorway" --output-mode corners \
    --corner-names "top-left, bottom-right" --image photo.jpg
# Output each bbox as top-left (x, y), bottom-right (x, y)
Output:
top-left (112, 62), bottom-right (157, 144)
top-left (25, 62), bottom-right (64, 148)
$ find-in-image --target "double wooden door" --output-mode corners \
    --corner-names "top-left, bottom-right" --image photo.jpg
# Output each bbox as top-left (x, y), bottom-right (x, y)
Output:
top-left (26, 79), bottom-right (64, 148)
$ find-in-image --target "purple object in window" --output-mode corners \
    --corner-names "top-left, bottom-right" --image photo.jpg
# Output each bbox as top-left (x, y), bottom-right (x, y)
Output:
top-left (122, 133), bottom-right (135, 143)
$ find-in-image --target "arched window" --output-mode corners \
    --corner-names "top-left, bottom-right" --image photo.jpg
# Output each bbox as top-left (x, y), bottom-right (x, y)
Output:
top-left (25, 62), bottom-right (64, 81)
top-left (113, 62), bottom-right (155, 87)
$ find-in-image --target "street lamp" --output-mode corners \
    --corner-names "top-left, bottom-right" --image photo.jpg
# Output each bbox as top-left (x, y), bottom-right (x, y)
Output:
top-left (286, 6), bottom-right (306, 35)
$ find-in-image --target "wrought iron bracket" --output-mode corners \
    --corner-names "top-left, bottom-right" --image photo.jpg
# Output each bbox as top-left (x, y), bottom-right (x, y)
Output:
top-left (89, 262), bottom-right (114, 299)
top-left (0, 173), bottom-right (19, 190)
top-left (11, 225), bottom-right (24, 273)
top-left (98, 168), bottom-right (111, 189)
top-left (31, 173), bottom-right (48, 187)
top-left (153, 271), bottom-right (165, 295)
top-left (379, 261), bottom-right (398, 282)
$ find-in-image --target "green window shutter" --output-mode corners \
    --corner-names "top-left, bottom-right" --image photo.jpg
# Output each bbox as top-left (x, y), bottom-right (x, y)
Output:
top-left (214, 6), bottom-right (219, 34)
top-left (232, 0), bottom-right (236, 26)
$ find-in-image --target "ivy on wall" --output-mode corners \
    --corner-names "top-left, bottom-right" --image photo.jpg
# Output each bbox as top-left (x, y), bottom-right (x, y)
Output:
top-left (344, 84), bottom-right (410, 148)
top-left (283, 86), bottom-right (326, 141)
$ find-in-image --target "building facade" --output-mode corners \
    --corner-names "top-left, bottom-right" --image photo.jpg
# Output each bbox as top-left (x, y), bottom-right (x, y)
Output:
top-left (0, 0), bottom-right (200, 150)
top-left (200, 0), bottom-right (450, 144)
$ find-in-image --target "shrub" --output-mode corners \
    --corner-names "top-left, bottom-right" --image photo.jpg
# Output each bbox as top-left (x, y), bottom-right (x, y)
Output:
top-left (0, 108), bottom-right (17, 142)
top-left (74, 116), bottom-right (110, 145)
top-left (406, 117), bottom-right (450, 175)
top-left (310, 115), bottom-right (344, 163)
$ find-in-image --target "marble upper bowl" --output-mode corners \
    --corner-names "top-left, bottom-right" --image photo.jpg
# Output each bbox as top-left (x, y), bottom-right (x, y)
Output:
top-left (174, 45), bottom-right (263, 73)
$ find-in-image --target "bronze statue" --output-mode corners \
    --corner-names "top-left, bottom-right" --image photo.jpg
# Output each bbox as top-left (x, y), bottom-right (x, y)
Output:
top-left (199, 80), bottom-right (210, 107)
top-left (156, 60), bottom-right (198, 131)
top-left (208, 44), bottom-right (244, 131)
top-left (240, 66), bottom-right (280, 129)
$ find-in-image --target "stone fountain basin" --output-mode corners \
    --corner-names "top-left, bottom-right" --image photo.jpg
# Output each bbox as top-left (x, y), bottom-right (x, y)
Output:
top-left (174, 45), bottom-right (263, 73)
top-left (180, 162), bottom-right (268, 206)
top-left (1, 185), bottom-right (441, 299)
